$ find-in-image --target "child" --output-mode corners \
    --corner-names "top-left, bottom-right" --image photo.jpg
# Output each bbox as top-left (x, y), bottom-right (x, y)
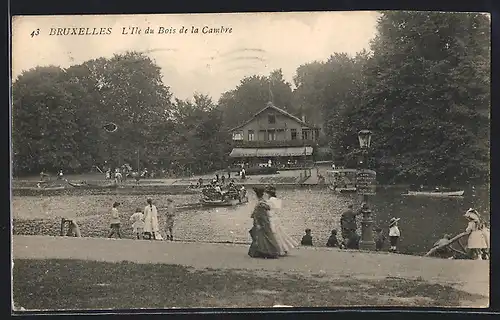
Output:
top-left (129, 208), bottom-right (145, 239)
top-left (108, 202), bottom-right (121, 238)
top-left (374, 227), bottom-right (386, 251)
top-left (326, 229), bottom-right (339, 247)
top-left (165, 198), bottom-right (176, 241)
top-left (464, 208), bottom-right (489, 260)
top-left (388, 217), bottom-right (401, 252)
top-left (301, 228), bottom-right (313, 246)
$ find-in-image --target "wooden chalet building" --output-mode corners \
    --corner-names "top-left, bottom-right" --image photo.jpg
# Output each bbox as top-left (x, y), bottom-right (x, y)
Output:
top-left (229, 102), bottom-right (322, 168)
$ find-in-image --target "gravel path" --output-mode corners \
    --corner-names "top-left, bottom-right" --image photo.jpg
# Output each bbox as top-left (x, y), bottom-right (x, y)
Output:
top-left (12, 235), bottom-right (489, 302)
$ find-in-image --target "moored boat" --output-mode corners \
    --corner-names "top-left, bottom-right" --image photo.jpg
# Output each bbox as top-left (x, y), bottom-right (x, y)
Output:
top-left (68, 181), bottom-right (118, 189)
top-left (404, 190), bottom-right (464, 197)
top-left (16, 186), bottom-right (66, 191)
top-left (328, 185), bottom-right (357, 193)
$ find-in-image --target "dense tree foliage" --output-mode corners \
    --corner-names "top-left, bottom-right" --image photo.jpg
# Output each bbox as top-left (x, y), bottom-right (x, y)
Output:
top-left (12, 12), bottom-right (490, 185)
top-left (292, 52), bottom-right (370, 150)
top-left (335, 11), bottom-right (490, 185)
top-left (12, 53), bottom-right (227, 176)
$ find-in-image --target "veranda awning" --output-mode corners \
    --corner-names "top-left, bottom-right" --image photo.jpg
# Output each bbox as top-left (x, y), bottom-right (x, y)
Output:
top-left (229, 147), bottom-right (313, 158)
top-left (229, 148), bottom-right (258, 157)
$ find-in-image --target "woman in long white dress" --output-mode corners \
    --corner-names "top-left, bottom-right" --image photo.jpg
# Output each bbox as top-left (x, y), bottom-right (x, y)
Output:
top-left (143, 198), bottom-right (160, 240)
top-left (264, 185), bottom-right (298, 256)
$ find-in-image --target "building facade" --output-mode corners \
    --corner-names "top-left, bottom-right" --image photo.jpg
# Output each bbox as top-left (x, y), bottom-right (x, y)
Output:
top-left (229, 102), bottom-right (322, 168)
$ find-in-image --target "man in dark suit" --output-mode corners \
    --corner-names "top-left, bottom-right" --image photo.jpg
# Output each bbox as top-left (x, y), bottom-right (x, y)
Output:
top-left (340, 204), bottom-right (361, 249)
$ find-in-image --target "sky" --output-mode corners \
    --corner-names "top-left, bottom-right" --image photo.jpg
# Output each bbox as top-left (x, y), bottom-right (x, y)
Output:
top-left (12, 12), bottom-right (380, 101)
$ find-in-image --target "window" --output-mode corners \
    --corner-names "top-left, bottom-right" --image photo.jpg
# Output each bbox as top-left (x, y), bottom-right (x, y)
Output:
top-left (248, 130), bottom-right (255, 141)
top-left (302, 130), bottom-right (309, 140)
top-left (232, 131), bottom-right (243, 141)
top-left (268, 114), bottom-right (276, 124)
top-left (268, 130), bottom-right (276, 141)
top-left (291, 129), bottom-right (297, 140)
top-left (259, 130), bottom-right (266, 140)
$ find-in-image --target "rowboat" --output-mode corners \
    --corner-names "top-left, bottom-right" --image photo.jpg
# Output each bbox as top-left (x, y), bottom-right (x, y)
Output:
top-left (404, 190), bottom-right (464, 197)
top-left (328, 185), bottom-right (357, 193)
top-left (16, 186), bottom-right (66, 191)
top-left (200, 197), bottom-right (249, 207)
top-left (68, 181), bottom-right (118, 189)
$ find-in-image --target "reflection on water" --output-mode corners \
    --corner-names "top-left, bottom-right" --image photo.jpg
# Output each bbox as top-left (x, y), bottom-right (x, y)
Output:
top-left (176, 186), bottom-right (489, 255)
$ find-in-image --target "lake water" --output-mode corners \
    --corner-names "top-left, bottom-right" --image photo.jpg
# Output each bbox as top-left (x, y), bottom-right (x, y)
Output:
top-left (169, 185), bottom-right (490, 255)
top-left (12, 185), bottom-right (489, 255)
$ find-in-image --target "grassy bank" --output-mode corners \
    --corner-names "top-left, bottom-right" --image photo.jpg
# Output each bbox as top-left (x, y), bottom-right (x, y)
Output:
top-left (12, 259), bottom-right (486, 310)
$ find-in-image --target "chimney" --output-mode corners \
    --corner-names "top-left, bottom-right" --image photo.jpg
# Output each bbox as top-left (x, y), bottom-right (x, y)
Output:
top-left (301, 114), bottom-right (306, 122)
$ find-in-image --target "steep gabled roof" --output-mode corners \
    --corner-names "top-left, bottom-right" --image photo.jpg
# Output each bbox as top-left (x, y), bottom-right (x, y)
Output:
top-left (230, 102), bottom-right (312, 132)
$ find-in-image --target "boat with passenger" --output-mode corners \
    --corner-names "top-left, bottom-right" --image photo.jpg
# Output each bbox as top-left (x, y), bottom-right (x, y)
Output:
top-left (200, 182), bottom-right (249, 207)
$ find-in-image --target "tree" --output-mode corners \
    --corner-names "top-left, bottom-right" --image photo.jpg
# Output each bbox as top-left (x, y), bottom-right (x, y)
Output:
top-left (292, 52), bottom-right (370, 151)
top-left (217, 70), bottom-right (294, 129)
top-left (12, 51), bottom-right (176, 175)
top-left (337, 11), bottom-right (490, 185)
top-left (167, 94), bottom-right (231, 175)
top-left (79, 52), bottom-right (174, 169)
top-left (12, 66), bottom-right (95, 174)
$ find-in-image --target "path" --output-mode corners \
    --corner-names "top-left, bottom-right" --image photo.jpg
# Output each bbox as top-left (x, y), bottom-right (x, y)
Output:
top-left (13, 235), bottom-right (489, 300)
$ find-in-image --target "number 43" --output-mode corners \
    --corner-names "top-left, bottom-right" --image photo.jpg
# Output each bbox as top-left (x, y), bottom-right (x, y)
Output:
top-left (31, 28), bottom-right (40, 37)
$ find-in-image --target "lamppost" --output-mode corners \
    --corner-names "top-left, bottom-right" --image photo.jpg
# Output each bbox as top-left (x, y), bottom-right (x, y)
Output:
top-left (357, 129), bottom-right (376, 251)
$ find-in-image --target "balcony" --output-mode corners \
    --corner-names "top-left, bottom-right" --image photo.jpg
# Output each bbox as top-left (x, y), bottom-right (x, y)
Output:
top-left (232, 139), bottom-right (318, 148)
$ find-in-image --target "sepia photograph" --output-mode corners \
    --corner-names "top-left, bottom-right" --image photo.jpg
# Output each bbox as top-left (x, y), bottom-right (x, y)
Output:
top-left (10, 11), bottom-right (490, 311)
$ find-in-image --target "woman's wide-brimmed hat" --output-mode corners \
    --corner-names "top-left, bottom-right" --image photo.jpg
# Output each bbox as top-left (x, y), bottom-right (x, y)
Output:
top-left (464, 208), bottom-right (480, 222)
top-left (253, 186), bottom-right (266, 196)
top-left (389, 217), bottom-right (400, 227)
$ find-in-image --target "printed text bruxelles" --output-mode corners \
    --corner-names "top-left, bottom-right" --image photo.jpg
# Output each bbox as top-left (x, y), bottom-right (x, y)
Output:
top-left (48, 26), bottom-right (233, 36)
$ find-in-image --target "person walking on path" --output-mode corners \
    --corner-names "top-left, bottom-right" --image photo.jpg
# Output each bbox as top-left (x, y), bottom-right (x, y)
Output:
top-left (248, 187), bottom-right (280, 259)
top-left (165, 198), bottom-right (176, 241)
top-left (264, 184), bottom-right (297, 256)
top-left (108, 202), bottom-right (121, 239)
top-left (143, 198), bottom-right (160, 240)
top-left (129, 208), bottom-right (145, 240)
top-left (388, 217), bottom-right (401, 252)
top-left (464, 208), bottom-right (490, 260)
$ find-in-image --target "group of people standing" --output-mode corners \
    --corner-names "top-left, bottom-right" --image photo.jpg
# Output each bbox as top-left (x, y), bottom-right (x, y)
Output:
top-left (108, 197), bottom-right (176, 241)
top-left (248, 185), bottom-right (298, 259)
